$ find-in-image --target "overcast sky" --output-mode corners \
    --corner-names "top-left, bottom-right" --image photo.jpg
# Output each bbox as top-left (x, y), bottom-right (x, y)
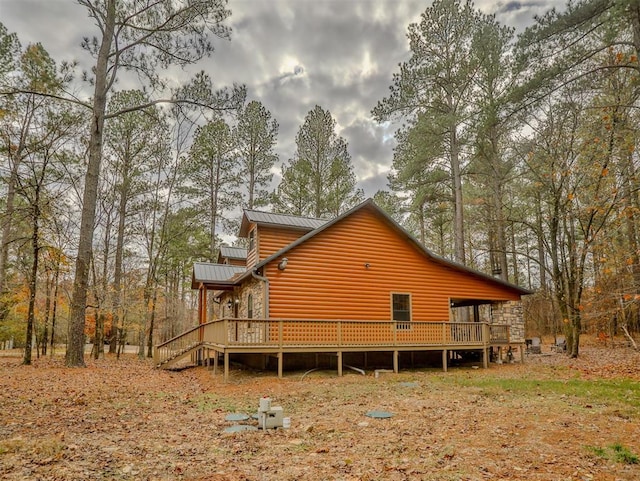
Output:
top-left (1, 0), bottom-right (562, 197)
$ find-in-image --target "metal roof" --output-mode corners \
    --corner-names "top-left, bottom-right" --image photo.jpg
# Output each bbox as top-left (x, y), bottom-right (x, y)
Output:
top-left (219, 245), bottom-right (247, 260)
top-left (239, 210), bottom-right (328, 237)
top-left (191, 262), bottom-right (246, 289)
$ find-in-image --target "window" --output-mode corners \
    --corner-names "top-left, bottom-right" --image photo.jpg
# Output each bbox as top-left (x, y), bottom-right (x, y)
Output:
top-left (247, 294), bottom-right (253, 319)
top-left (249, 229), bottom-right (256, 252)
top-left (392, 293), bottom-right (411, 330)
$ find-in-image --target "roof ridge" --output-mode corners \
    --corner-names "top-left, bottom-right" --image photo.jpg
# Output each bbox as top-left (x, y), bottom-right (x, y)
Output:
top-left (243, 208), bottom-right (328, 222)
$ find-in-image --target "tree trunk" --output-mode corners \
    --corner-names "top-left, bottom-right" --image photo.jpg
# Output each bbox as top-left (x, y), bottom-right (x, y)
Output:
top-left (450, 126), bottom-right (465, 264)
top-left (113, 169), bottom-right (130, 358)
top-left (23, 187), bottom-right (40, 365)
top-left (535, 192), bottom-right (547, 289)
top-left (66, 0), bottom-right (116, 367)
top-left (147, 284), bottom-right (157, 358)
top-left (41, 269), bottom-right (51, 356)
top-left (50, 260), bottom-right (60, 355)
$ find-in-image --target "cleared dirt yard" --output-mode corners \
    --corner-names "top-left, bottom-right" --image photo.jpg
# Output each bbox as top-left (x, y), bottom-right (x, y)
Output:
top-left (1, 344), bottom-right (639, 481)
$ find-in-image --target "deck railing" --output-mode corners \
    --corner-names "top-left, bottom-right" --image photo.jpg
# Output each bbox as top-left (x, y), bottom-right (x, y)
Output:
top-left (153, 324), bottom-right (202, 366)
top-left (489, 324), bottom-right (510, 344)
top-left (155, 319), bottom-right (511, 366)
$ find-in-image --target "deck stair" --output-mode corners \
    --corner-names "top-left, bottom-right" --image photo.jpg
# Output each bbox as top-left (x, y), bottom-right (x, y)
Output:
top-left (154, 324), bottom-right (204, 368)
top-left (156, 342), bottom-right (202, 369)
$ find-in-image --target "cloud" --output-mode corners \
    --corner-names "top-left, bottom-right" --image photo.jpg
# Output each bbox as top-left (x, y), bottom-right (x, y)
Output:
top-left (1, 0), bottom-right (564, 203)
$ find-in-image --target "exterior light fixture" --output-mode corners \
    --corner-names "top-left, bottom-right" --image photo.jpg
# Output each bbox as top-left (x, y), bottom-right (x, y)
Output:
top-left (278, 258), bottom-right (288, 270)
top-left (364, 263), bottom-right (371, 269)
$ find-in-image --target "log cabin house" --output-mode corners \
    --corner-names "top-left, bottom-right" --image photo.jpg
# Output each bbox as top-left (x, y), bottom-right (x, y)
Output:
top-left (154, 199), bottom-right (531, 380)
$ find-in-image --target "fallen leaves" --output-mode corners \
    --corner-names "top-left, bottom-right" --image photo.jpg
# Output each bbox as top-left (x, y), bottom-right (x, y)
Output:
top-left (0, 346), bottom-right (639, 480)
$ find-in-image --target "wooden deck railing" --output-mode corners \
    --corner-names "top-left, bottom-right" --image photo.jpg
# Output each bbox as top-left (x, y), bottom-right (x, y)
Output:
top-left (489, 324), bottom-right (510, 344)
top-left (153, 324), bottom-right (202, 366)
top-left (155, 320), bottom-right (512, 367)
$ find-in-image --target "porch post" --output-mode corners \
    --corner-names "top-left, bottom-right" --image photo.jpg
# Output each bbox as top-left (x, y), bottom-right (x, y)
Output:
top-left (483, 348), bottom-right (488, 369)
top-left (337, 351), bottom-right (343, 376)
top-left (277, 351), bottom-right (283, 379)
top-left (393, 350), bottom-right (399, 373)
top-left (213, 350), bottom-right (218, 375)
top-left (442, 349), bottom-right (448, 372)
top-left (224, 351), bottom-right (229, 383)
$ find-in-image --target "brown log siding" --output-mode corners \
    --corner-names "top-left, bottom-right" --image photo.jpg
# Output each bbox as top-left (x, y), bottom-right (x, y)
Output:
top-left (266, 207), bottom-right (521, 321)
top-left (258, 226), bottom-right (308, 262)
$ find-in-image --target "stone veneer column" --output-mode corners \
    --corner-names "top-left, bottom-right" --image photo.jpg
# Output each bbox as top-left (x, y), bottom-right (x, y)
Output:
top-left (491, 301), bottom-right (525, 343)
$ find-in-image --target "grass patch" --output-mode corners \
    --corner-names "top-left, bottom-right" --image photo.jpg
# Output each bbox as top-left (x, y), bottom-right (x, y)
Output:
top-left (444, 375), bottom-right (640, 409)
top-left (189, 393), bottom-right (256, 413)
top-left (587, 443), bottom-right (639, 464)
top-left (0, 438), bottom-right (25, 455)
top-left (0, 436), bottom-right (64, 463)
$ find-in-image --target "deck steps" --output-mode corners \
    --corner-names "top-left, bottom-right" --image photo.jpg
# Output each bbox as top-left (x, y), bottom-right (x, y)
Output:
top-left (156, 342), bottom-right (202, 369)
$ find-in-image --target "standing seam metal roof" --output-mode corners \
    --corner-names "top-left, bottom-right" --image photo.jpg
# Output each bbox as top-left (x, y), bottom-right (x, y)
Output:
top-left (239, 210), bottom-right (328, 236)
top-left (191, 262), bottom-right (246, 289)
top-left (219, 245), bottom-right (247, 260)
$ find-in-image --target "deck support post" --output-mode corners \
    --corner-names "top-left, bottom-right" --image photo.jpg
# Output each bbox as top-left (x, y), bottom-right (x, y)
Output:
top-left (442, 349), bottom-right (448, 372)
top-left (213, 350), bottom-right (218, 375)
top-left (520, 344), bottom-right (524, 363)
top-left (277, 352), bottom-right (283, 379)
top-left (224, 351), bottom-right (229, 383)
top-left (483, 348), bottom-right (488, 369)
top-left (337, 351), bottom-right (343, 376)
top-left (393, 350), bottom-right (398, 373)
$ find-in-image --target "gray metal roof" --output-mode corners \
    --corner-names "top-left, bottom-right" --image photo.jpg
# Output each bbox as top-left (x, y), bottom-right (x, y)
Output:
top-left (219, 245), bottom-right (247, 260)
top-left (191, 262), bottom-right (246, 289)
top-left (239, 209), bottom-right (327, 237)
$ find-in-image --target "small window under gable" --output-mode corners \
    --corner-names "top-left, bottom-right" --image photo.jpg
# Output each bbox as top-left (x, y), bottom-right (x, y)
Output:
top-left (392, 293), bottom-right (411, 330)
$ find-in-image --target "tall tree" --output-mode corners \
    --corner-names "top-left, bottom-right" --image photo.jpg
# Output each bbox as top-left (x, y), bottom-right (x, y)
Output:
top-left (514, 0), bottom-right (638, 107)
top-left (15, 99), bottom-right (82, 364)
top-left (275, 105), bottom-right (362, 218)
top-left (273, 159), bottom-right (313, 217)
top-left (0, 40), bottom-right (66, 321)
top-left (60, 0), bottom-right (243, 367)
top-left (519, 84), bottom-right (625, 357)
top-left (468, 17), bottom-right (516, 280)
top-left (387, 115), bottom-right (452, 251)
top-left (513, 0), bottom-right (640, 355)
top-left (373, 0), bottom-right (493, 264)
top-left (183, 118), bottom-right (239, 259)
top-left (104, 90), bottom-right (165, 356)
top-left (234, 100), bottom-right (279, 209)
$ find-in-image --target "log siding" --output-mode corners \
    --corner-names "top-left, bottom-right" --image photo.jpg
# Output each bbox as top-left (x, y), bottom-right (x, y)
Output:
top-left (266, 207), bottom-right (521, 321)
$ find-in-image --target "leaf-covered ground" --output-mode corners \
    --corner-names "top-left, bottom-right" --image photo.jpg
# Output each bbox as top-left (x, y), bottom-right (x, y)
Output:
top-left (1, 343), bottom-right (639, 481)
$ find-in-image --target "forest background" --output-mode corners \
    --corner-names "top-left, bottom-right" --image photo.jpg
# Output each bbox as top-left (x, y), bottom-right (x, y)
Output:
top-left (1, 0), bottom-right (639, 365)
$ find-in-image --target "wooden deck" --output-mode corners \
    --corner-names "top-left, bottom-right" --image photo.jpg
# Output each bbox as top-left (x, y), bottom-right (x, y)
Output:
top-left (154, 319), bottom-right (514, 380)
